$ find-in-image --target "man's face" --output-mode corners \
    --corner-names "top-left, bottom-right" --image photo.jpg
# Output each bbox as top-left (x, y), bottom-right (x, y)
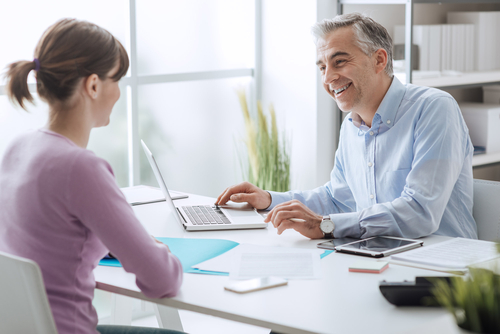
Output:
top-left (316, 27), bottom-right (376, 113)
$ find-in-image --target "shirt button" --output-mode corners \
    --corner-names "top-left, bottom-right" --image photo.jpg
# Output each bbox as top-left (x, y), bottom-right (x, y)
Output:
top-left (370, 194), bottom-right (374, 199)
top-left (370, 131), bottom-right (374, 136)
top-left (368, 162), bottom-right (373, 167)
top-left (386, 120), bottom-right (391, 124)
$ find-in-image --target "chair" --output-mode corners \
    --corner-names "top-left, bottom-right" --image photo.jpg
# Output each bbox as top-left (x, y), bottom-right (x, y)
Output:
top-left (473, 179), bottom-right (500, 242)
top-left (0, 251), bottom-right (58, 334)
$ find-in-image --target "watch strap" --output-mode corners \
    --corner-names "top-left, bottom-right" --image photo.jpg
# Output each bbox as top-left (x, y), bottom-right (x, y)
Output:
top-left (323, 232), bottom-right (334, 239)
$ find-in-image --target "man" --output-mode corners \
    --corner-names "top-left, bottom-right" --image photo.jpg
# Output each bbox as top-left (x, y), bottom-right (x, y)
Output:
top-left (216, 13), bottom-right (477, 240)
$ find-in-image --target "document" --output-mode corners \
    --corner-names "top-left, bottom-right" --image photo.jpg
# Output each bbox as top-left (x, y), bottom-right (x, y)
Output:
top-left (120, 185), bottom-right (188, 205)
top-left (391, 238), bottom-right (500, 271)
top-left (232, 244), bottom-right (321, 280)
top-left (194, 244), bottom-right (323, 279)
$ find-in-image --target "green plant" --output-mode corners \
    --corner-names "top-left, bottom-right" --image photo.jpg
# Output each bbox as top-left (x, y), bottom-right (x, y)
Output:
top-left (236, 89), bottom-right (290, 192)
top-left (432, 244), bottom-right (500, 333)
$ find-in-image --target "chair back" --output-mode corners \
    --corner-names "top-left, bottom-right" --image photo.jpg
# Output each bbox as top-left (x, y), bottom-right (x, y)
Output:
top-left (473, 179), bottom-right (500, 242)
top-left (0, 251), bottom-right (58, 334)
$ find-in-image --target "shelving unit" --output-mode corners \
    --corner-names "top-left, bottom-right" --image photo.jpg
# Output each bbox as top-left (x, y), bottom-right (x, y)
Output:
top-left (413, 70), bottom-right (500, 90)
top-left (337, 0), bottom-right (500, 168)
top-left (472, 152), bottom-right (500, 167)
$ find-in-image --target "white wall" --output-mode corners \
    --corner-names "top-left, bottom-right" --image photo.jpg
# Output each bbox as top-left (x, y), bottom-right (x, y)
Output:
top-left (261, 0), bottom-right (338, 191)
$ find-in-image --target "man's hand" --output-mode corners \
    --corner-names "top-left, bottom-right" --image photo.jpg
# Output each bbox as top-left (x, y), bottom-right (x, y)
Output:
top-left (265, 200), bottom-right (324, 239)
top-left (215, 182), bottom-right (272, 210)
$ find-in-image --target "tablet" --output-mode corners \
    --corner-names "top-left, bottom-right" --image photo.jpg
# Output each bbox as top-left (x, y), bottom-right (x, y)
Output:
top-left (325, 236), bottom-right (423, 258)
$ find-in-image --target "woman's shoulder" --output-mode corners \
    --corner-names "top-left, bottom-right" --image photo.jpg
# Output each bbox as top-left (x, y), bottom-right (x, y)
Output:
top-left (69, 148), bottom-right (114, 180)
top-left (36, 129), bottom-right (112, 170)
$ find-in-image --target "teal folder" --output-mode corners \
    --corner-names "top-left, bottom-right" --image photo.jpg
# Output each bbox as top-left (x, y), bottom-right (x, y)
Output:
top-left (99, 237), bottom-right (334, 276)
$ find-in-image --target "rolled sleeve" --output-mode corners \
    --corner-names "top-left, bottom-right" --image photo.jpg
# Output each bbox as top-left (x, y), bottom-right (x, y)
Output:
top-left (331, 212), bottom-right (361, 238)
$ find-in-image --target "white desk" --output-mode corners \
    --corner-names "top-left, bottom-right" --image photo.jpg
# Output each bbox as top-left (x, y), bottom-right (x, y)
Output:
top-left (94, 193), bottom-right (459, 334)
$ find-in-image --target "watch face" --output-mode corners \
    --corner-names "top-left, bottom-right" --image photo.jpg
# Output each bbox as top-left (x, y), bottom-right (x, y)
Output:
top-left (320, 220), bottom-right (334, 233)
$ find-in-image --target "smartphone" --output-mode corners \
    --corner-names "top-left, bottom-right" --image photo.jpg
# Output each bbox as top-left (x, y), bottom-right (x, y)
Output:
top-left (224, 276), bottom-right (288, 294)
top-left (317, 238), bottom-right (361, 250)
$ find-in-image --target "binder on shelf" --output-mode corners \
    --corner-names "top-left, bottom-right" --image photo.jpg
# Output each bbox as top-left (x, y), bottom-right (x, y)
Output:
top-left (394, 25), bottom-right (429, 71)
top-left (441, 24), bottom-right (451, 71)
top-left (448, 11), bottom-right (497, 71)
top-left (428, 25), bottom-right (441, 72)
top-left (465, 24), bottom-right (475, 72)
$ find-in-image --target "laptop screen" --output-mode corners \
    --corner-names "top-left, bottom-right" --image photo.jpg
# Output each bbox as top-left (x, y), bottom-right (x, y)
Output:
top-left (141, 140), bottom-right (186, 227)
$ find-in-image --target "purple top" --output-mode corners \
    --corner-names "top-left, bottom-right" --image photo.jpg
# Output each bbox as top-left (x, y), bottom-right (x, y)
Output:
top-left (0, 129), bottom-right (183, 334)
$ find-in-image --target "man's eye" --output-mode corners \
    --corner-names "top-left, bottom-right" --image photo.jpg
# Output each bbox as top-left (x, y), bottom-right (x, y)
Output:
top-left (335, 60), bottom-right (346, 66)
top-left (319, 66), bottom-right (326, 72)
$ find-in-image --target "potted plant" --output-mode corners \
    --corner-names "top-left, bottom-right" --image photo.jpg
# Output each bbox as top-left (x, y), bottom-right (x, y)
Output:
top-left (432, 244), bottom-right (500, 333)
top-left (236, 90), bottom-right (290, 192)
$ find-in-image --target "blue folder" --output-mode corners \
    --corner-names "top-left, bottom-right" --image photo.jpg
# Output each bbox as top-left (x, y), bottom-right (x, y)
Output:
top-left (99, 237), bottom-right (333, 276)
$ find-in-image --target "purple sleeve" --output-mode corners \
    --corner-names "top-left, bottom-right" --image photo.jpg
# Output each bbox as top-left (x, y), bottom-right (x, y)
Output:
top-left (67, 151), bottom-right (182, 298)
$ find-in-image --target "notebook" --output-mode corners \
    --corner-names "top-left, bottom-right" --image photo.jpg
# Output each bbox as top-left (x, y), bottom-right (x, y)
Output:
top-left (120, 185), bottom-right (188, 206)
top-left (141, 140), bottom-right (267, 231)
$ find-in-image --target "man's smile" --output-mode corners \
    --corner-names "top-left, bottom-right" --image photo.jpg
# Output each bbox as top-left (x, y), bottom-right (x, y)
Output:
top-left (331, 82), bottom-right (352, 97)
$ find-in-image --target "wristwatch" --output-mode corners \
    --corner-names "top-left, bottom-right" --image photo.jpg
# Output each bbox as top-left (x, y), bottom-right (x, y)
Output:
top-left (320, 216), bottom-right (335, 239)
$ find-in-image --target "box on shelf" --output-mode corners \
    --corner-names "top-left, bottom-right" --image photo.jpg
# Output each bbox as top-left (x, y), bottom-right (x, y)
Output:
top-left (483, 85), bottom-right (500, 104)
top-left (459, 103), bottom-right (500, 154)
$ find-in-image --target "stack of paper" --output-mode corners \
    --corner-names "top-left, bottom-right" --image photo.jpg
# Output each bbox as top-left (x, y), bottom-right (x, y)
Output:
top-left (391, 238), bottom-right (500, 273)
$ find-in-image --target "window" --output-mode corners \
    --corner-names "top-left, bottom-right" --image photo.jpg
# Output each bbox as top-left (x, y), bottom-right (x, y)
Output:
top-left (0, 0), bottom-right (257, 197)
top-left (1, 0), bottom-right (258, 321)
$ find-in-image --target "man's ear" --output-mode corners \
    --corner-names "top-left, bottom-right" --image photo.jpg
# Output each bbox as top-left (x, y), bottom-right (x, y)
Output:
top-left (84, 74), bottom-right (99, 99)
top-left (373, 48), bottom-right (388, 75)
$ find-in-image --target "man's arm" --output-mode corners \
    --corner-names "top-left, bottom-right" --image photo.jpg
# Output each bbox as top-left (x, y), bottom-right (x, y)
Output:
top-left (263, 139), bottom-right (359, 239)
top-left (267, 151), bottom-right (356, 216)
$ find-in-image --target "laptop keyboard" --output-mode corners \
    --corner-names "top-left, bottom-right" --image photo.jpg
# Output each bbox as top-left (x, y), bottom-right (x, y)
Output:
top-left (182, 205), bottom-right (231, 225)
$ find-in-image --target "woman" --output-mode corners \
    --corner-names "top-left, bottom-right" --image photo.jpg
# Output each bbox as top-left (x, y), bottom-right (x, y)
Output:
top-left (0, 19), bottom-right (184, 334)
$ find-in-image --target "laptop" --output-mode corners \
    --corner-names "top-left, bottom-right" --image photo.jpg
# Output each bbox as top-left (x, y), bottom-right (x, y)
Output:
top-left (141, 140), bottom-right (267, 231)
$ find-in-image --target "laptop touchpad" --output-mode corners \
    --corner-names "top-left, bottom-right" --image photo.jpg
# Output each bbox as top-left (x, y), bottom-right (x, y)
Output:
top-left (221, 203), bottom-right (263, 219)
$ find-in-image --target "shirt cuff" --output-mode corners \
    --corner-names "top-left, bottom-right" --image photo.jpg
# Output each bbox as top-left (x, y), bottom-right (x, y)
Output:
top-left (331, 212), bottom-right (361, 238)
top-left (266, 191), bottom-right (293, 210)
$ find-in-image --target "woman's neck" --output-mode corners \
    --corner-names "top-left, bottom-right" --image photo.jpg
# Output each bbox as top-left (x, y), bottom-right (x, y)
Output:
top-left (47, 100), bottom-right (92, 148)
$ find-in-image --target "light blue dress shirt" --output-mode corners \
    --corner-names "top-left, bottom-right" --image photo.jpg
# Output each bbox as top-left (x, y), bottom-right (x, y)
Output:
top-left (269, 77), bottom-right (477, 239)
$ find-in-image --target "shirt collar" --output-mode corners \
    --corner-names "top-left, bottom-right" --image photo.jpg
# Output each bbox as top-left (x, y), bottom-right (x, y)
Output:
top-left (348, 76), bottom-right (406, 130)
top-left (374, 76), bottom-right (405, 129)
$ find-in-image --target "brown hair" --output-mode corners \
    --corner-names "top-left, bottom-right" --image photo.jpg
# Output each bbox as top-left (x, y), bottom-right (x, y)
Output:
top-left (3, 18), bottom-right (129, 110)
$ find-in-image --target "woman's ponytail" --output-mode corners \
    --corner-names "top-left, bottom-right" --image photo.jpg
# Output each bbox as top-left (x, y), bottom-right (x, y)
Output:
top-left (4, 60), bottom-right (37, 111)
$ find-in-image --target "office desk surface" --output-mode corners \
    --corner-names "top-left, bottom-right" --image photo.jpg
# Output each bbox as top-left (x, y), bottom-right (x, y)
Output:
top-left (94, 193), bottom-right (456, 334)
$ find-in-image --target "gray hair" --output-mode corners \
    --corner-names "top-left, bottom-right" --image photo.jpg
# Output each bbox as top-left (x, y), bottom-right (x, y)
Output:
top-left (311, 13), bottom-right (393, 76)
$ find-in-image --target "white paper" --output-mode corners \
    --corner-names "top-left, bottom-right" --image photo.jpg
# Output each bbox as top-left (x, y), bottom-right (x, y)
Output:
top-left (193, 244), bottom-right (323, 279)
top-left (391, 238), bottom-right (500, 269)
top-left (230, 244), bottom-right (321, 280)
top-left (120, 185), bottom-right (187, 205)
